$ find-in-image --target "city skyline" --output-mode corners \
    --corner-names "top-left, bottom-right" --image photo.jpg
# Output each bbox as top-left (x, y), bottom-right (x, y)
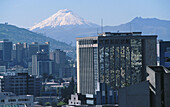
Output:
top-left (0, 0), bottom-right (170, 106)
top-left (0, 0), bottom-right (170, 28)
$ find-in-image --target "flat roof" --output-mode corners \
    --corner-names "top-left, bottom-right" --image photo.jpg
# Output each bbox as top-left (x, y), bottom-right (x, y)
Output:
top-left (98, 32), bottom-right (142, 36)
top-left (76, 35), bottom-right (157, 41)
top-left (148, 66), bottom-right (170, 73)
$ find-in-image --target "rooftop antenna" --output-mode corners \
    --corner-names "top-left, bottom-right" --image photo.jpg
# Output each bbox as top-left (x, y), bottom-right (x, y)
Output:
top-left (130, 22), bottom-right (132, 33)
top-left (101, 18), bottom-right (103, 33)
top-left (97, 28), bottom-right (98, 34)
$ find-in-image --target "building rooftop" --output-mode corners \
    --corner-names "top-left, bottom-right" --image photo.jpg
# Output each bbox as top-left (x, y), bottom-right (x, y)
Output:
top-left (0, 92), bottom-right (33, 97)
top-left (76, 32), bottom-right (157, 40)
top-left (148, 66), bottom-right (170, 73)
top-left (98, 32), bottom-right (142, 36)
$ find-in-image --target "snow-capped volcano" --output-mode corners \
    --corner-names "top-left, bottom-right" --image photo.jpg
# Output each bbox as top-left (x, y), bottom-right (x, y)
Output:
top-left (30, 9), bottom-right (97, 30)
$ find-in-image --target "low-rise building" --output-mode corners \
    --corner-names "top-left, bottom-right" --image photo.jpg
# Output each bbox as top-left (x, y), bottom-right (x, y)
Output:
top-left (69, 93), bottom-right (86, 106)
top-left (0, 92), bottom-right (33, 107)
top-left (1, 72), bottom-right (42, 97)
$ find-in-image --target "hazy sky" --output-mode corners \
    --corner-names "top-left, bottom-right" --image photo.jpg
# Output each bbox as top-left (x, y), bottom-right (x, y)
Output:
top-left (0, 0), bottom-right (170, 28)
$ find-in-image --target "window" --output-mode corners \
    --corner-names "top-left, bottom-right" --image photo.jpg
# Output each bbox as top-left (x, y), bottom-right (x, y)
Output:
top-left (1, 99), bottom-right (4, 102)
top-left (110, 90), bottom-right (113, 96)
top-left (126, 39), bottom-right (130, 44)
top-left (105, 40), bottom-right (109, 44)
top-left (165, 57), bottom-right (170, 62)
top-left (166, 47), bottom-right (170, 52)
top-left (8, 99), bottom-right (16, 102)
top-left (18, 99), bottom-right (29, 101)
top-left (102, 91), bottom-right (105, 96)
top-left (93, 40), bottom-right (97, 44)
top-left (99, 40), bottom-right (104, 44)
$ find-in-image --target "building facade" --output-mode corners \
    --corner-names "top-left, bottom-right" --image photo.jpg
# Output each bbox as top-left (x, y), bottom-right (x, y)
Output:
top-left (1, 72), bottom-right (42, 97)
top-left (0, 92), bottom-right (34, 107)
top-left (146, 66), bottom-right (170, 107)
top-left (0, 39), bottom-right (12, 62)
top-left (118, 81), bottom-right (150, 107)
top-left (28, 42), bottom-right (49, 59)
top-left (11, 42), bottom-right (29, 67)
top-left (68, 93), bottom-right (86, 106)
top-left (160, 41), bottom-right (170, 69)
top-left (119, 66), bottom-right (170, 107)
top-left (32, 51), bottom-right (54, 76)
top-left (50, 49), bottom-right (71, 78)
top-left (76, 32), bottom-right (157, 95)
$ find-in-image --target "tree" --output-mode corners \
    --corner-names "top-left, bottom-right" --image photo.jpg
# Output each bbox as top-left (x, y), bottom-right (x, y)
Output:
top-left (44, 102), bottom-right (50, 106)
top-left (51, 101), bottom-right (57, 107)
top-left (47, 74), bottom-right (54, 81)
top-left (61, 77), bottom-right (75, 103)
top-left (38, 100), bottom-right (43, 105)
top-left (42, 73), bottom-right (49, 82)
top-left (57, 101), bottom-right (66, 106)
top-left (42, 73), bottom-right (55, 82)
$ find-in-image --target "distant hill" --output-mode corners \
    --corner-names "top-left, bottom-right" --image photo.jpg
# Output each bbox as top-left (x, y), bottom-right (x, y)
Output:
top-left (103, 17), bottom-right (170, 40)
top-left (0, 23), bottom-right (75, 58)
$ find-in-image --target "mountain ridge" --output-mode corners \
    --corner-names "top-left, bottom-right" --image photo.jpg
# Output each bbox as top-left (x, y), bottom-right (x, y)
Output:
top-left (103, 17), bottom-right (170, 40)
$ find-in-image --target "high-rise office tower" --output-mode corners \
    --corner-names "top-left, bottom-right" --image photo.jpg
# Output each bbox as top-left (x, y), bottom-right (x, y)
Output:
top-left (28, 42), bottom-right (50, 58)
top-left (11, 42), bottom-right (29, 67)
top-left (0, 39), bottom-right (12, 62)
top-left (39, 42), bottom-right (50, 54)
top-left (76, 32), bottom-right (157, 95)
top-left (12, 42), bottom-right (24, 64)
top-left (32, 51), bottom-right (54, 76)
top-left (28, 42), bottom-right (39, 58)
top-left (50, 49), bottom-right (68, 78)
top-left (50, 49), bottom-right (66, 65)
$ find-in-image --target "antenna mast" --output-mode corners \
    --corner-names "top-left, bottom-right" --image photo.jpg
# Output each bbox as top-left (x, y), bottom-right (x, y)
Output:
top-left (130, 23), bottom-right (132, 32)
top-left (101, 18), bottom-right (103, 33)
top-left (97, 28), bottom-right (98, 34)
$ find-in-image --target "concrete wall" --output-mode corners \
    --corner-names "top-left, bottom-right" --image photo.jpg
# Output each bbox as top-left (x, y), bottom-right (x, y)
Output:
top-left (118, 81), bottom-right (150, 107)
top-left (164, 73), bottom-right (170, 107)
top-left (143, 39), bottom-right (157, 80)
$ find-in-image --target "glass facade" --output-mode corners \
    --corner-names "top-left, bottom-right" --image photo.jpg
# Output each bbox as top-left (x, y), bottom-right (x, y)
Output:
top-left (99, 38), bottom-right (142, 89)
top-left (130, 39), bottom-right (142, 84)
top-left (99, 47), bottom-right (104, 83)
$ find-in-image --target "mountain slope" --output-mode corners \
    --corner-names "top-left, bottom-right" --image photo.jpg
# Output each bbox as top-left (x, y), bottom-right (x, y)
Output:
top-left (30, 9), bottom-right (98, 30)
top-left (30, 9), bottom-right (99, 44)
top-left (0, 23), bottom-right (75, 58)
top-left (103, 17), bottom-right (170, 40)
